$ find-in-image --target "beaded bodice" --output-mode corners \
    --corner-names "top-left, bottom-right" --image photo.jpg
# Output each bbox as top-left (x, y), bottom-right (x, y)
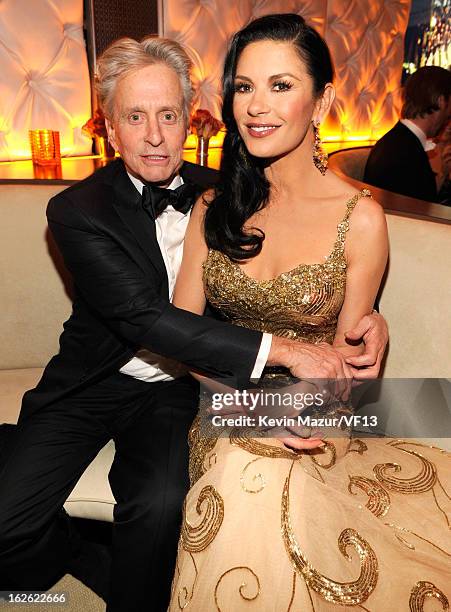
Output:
top-left (203, 189), bottom-right (371, 344)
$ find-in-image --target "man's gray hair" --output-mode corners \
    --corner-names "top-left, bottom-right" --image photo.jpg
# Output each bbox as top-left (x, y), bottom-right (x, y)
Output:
top-left (96, 36), bottom-right (193, 123)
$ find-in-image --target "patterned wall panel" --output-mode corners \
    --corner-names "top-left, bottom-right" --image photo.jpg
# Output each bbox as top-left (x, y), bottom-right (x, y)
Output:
top-left (0, 0), bottom-right (92, 161)
top-left (325, 0), bottom-right (411, 139)
top-left (163, 0), bottom-right (411, 141)
top-left (86, 0), bottom-right (159, 61)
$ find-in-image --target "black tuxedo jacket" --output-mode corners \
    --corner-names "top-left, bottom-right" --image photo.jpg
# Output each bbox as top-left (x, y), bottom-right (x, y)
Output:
top-left (21, 159), bottom-right (262, 419)
top-left (363, 121), bottom-right (437, 202)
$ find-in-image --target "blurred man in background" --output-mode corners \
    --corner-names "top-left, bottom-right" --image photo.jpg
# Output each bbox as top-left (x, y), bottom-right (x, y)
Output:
top-left (364, 66), bottom-right (451, 202)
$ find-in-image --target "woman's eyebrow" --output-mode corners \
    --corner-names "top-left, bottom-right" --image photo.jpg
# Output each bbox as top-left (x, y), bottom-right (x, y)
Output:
top-left (269, 72), bottom-right (302, 81)
top-left (234, 72), bottom-right (302, 82)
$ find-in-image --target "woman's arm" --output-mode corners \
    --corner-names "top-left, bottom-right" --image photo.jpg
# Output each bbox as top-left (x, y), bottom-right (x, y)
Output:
top-left (172, 193), bottom-right (211, 315)
top-left (173, 191), bottom-right (229, 391)
top-left (333, 196), bottom-right (389, 359)
top-left (173, 196), bottom-right (264, 410)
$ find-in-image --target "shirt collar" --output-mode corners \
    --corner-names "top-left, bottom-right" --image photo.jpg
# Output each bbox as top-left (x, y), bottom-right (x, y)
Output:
top-left (400, 119), bottom-right (436, 151)
top-left (127, 172), bottom-right (184, 195)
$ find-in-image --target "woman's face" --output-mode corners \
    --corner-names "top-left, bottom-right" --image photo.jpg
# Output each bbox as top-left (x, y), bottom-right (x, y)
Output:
top-left (232, 40), bottom-right (319, 160)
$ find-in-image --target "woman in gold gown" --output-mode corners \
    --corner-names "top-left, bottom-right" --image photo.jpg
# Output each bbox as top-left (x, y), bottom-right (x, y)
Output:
top-left (169, 14), bottom-right (450, 611)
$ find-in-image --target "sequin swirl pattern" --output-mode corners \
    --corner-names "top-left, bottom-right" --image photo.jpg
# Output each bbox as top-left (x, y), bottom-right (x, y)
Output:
top-left (203, 189), bottom-right (371, 344)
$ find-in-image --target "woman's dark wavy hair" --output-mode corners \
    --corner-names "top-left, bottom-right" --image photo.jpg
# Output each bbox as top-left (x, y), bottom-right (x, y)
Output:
top-left (204, 13), bottom-right (334, 261)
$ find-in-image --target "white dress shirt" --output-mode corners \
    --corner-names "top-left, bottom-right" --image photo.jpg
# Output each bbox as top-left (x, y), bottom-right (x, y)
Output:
top-left (120, 173), bottom-right (271, 382)
top-left (400, 119), bottom-right (436, 151)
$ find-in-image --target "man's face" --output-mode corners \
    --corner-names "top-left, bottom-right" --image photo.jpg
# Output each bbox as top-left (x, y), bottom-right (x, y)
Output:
top-left (106, 63), bottom-right (188, 186)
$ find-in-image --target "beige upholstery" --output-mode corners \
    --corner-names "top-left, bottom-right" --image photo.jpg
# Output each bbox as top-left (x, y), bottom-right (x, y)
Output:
top-left (328, 147), bottom-right (451, 376)
top-left (1, 185), bottom-right (73, 369)
top-left (0, 371), bottom-right (116, 519)
top-left (0, 183), bottom-right (115, 521)
top-left (1, 182), bottom-right (450, 522)
top-left (0, 368), bottom-right (44, 424)
top-left (64, 441), bottom-right (115, 522)
top-left (381, 215), bottom-right (451, 377)
top-left (328, 147), bottom-right (372, 182)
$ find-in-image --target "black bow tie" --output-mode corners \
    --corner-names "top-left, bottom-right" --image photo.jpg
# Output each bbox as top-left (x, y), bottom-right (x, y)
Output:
top-left (141, 182), bottom-right (198, 220)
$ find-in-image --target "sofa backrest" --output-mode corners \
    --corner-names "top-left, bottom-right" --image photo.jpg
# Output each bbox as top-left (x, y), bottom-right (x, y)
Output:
top-left (1, 183), bottom-right (450, 376)
top-left (329, 147), bottom-right (372, 181)
top-left (380, 214), bottom-right (450, 377)
top-left (0, 184), bottom-right (72, 369)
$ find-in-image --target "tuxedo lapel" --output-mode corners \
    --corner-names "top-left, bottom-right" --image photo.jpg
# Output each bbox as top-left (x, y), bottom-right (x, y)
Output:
top-left (110, 162), bottom-right (168, 284)
top-left (107, 160), bottom-right (219, 295)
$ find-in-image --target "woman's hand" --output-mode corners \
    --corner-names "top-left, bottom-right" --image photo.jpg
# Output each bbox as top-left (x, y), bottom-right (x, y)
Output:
top-left (344, 311), bottom-right (388, 379)
top-left (279, 435), bottom-right (325, 451)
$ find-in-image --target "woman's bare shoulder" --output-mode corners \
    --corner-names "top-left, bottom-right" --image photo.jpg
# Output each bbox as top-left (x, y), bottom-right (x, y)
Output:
top-left (350, 191), bottom-right (386, 233)
top-left (326, 172), bottom-right (385, 228)
top-left (345, 192), bottom-right (388, 265)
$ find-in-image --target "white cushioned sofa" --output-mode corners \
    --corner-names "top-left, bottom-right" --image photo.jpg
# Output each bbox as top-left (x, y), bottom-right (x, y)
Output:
top-left (0, 183), bottom-right (115, 521)
top-left (1, 175), bottom-right (450, 522)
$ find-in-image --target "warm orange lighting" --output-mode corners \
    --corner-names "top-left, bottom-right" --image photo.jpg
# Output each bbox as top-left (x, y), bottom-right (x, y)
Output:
top-left (184, 129), bottom-right (225, 149)
top-left (185, 127), bottom-right (385, 149)
top-left (322, 127), bottom-right (393, 144)
top-left (33, 164), bottom-right (63, 180)
top-left (29, 130), bottom-right (61, 165)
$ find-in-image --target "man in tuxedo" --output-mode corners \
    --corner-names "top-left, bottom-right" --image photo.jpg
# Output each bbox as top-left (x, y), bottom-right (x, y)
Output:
top-left (0, 37), bottom-right (388, 611)
top-left (364, 66), bottom-right (451, 202)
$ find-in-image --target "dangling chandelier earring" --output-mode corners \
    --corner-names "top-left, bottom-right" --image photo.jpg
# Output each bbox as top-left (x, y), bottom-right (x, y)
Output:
top-left (312, 121), bottom-right (328, 175)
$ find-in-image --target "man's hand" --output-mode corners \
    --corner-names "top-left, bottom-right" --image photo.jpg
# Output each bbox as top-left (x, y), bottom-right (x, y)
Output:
top-left (344, 312), bottom-right (388, 379)
top-left (268, 337), bottom-right (353, 401)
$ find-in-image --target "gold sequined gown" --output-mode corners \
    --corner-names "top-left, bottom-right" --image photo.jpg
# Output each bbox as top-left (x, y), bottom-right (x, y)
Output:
top-left (169, 191), bottom-right (451, 611)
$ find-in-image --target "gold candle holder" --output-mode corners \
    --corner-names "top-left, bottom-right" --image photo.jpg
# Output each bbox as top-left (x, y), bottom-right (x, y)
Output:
top-left (196, 136), bottom-right (210, 166)
top-left (32, 164), bottom-right (63, 180)
top-left (29, 129), bottom-right (61, 165)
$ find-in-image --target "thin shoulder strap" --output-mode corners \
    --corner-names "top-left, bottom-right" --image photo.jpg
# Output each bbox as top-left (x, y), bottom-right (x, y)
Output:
top-left (332, 188), bottom-right (372, 256)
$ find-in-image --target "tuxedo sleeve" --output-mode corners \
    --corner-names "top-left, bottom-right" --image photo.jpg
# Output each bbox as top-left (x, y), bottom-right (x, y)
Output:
top-left (47, 193), bottom-right (263, 385)
top-left (364, 135), bottom-right (437, 202)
